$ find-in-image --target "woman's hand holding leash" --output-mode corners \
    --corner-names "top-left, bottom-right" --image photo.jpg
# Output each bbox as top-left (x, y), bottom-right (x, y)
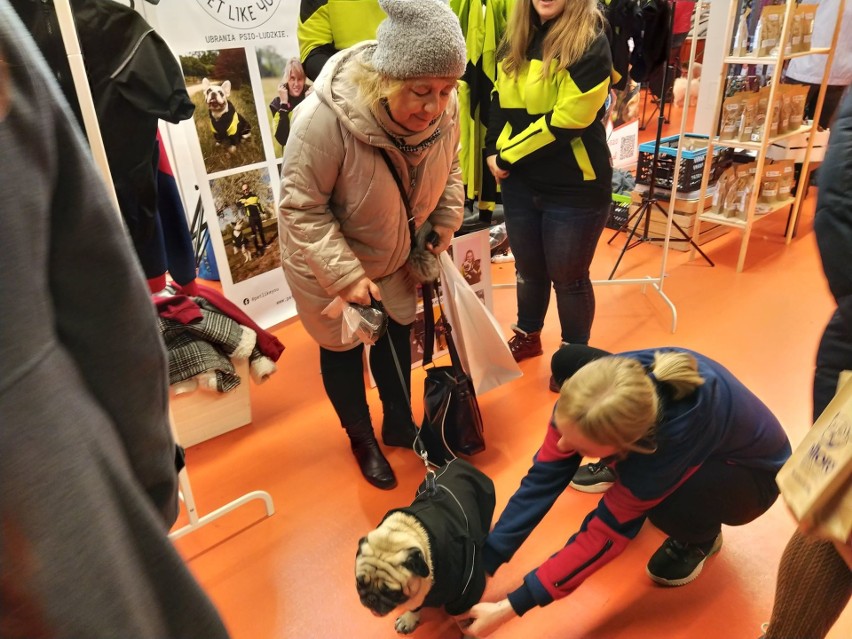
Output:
top-left (426, 224), bottom-right (455, 255)
top-left (339, 276), bottom-right (381, 306)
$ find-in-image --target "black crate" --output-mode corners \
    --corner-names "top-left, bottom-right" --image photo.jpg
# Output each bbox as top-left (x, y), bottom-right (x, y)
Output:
top-left (605, 193), bottom-right (631, 231)
top-left (636, 134), bottom-right (733, 192)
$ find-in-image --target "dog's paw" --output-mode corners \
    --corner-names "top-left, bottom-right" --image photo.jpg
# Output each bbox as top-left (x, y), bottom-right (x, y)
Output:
top-left (394, 610), bottom-right (421, 635)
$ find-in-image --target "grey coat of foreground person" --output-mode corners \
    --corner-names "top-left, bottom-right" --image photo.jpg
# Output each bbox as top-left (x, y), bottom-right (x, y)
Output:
top-left (0, 3), bottom-right (230, 637)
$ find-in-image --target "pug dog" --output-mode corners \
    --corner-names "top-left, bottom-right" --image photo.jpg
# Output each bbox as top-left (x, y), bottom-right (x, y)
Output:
top-left (201, 77), bottom-right (251, 153)
top-left (355, 459), bottom-right (495, 634)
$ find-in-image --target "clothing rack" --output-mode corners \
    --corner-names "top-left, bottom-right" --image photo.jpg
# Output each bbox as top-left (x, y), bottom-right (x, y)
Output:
top-left (52, 0), bottom-right (274, 539)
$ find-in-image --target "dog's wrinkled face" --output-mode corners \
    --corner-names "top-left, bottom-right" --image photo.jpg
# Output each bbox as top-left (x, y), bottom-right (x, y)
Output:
top-left (355, 528), bottom-right (431, 617)
top-left (201, 78), bottom-right (231, 114)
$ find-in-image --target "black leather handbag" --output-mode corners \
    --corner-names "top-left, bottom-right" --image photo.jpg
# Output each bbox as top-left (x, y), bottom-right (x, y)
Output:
top-left (420, 282), bottom-right (485, 464)
top-left (378, 147), bottom-right (484, 464)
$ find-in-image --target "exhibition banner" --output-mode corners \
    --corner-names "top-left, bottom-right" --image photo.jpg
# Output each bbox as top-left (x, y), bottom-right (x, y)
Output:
top-left (142, 1), bottom-right (301, 328)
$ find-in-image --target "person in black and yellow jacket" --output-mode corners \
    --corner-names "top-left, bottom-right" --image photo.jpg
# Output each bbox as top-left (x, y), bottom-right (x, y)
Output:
top-left (485, 0), bottom-right (613, 370)
top-left (297, 0), bottom-right (386, 81)
top-left (238, 183), bottom-right (268, 256)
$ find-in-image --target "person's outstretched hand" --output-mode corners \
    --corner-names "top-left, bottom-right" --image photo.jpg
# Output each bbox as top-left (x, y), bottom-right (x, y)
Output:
top-left (456, 599), bottom-right (517, 638)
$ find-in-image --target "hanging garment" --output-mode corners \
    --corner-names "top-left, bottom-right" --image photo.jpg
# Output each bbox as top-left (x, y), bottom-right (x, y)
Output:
top-left (630, 0), bottom-right (672, 84)
top-left (11, 0), bottom-right (195, 246)
top-left (0, 5), bottom-right (230, 637)
top-left (602, 0), bottom-right (642, 90)
top-left (451, 0), bottom-right (490, 205)
top-left (144, 133), bottom-right (199, 293)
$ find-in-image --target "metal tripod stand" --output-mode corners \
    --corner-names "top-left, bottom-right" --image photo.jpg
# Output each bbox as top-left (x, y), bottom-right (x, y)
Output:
top-left (607, 2), bottom-right (714, 280)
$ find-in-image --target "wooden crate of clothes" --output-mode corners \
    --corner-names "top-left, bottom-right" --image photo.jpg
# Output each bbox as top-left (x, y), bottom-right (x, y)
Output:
top-left (169, 357), bottom-right (252, 447)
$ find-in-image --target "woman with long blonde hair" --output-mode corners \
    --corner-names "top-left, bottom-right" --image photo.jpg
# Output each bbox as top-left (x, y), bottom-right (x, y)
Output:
top-left (485, 0), bottom-right (614, 368)
top-left (462, 344), bottom-right (790, 636)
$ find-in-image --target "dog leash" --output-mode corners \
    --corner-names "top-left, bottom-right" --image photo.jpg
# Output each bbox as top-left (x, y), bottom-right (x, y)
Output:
top-left (377, 147), bottom-right (447, 494)
top-left (383, 316), bottom-right (439, 495)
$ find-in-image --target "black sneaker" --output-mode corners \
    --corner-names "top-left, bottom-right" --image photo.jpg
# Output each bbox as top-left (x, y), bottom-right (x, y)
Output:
top-left (569, 461), bottom-right (616, 493)
top-left (646, 533), bottom-right (723, 587)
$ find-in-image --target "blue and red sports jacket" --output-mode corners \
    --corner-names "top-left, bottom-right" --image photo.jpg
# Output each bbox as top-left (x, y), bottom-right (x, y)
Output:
top-left (482, 348), bottom-right (791, 615)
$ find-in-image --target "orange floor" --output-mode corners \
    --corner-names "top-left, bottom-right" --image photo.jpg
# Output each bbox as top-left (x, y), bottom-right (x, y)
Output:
top-left (171, 101), bottom-right (852, 639)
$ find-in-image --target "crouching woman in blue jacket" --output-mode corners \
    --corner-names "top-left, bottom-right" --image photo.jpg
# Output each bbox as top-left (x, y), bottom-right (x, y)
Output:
top-left (462, 345), bottom-right (791, 637)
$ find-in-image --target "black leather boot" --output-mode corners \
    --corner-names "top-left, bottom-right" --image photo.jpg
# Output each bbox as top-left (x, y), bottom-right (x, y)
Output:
top-left (380, 403), bottom-right (418, 449)
top-left (344, 418), bottom-right (397, 490)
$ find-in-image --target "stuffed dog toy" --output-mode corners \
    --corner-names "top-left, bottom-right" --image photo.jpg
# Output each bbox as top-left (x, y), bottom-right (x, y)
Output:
top-left (355, 459), bottom-right (495, 634)
top-left (673, 63), bottom-right (702, 107)
top-left (201, 78), bottom-right (251, 152)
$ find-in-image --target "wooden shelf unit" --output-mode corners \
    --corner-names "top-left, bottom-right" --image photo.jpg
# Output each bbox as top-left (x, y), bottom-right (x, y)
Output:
top-left (689, 0), bottom-right (843, 272)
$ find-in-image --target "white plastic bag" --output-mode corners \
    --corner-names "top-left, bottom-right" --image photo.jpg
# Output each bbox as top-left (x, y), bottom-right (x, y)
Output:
top-left (438, 252), bottom-right (522, 395)
top-left (321, 297), bottom-right (387, 346)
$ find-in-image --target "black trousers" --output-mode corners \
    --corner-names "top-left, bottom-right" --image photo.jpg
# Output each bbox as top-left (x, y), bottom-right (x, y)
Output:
top-left (319, 317), bottom-right (413, 427)
top-left (552, 344), bottom-right (780, 544)
top-left (248, 213), bottom-right (267, 250)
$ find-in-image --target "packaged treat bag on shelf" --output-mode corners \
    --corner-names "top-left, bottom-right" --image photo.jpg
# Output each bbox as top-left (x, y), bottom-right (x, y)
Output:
top-left (769, 95), bottom-right (781, 138)
top-left (711, 166), bottom-right (737, 215)
top-left (760, 161), bottom-right (782, 204)
top-left (788, 85), bottom-right (810, 130)
top-left (757, 5), bottom-right (786, 57)
top-left (724, 163), bottom-right (750, 218)
top-left (720, 94), bottom-right (745, 140)
top-left (732, 9), bottom-right (751, 56)
top-left (752, 88), bottom-right (771, 142)
top-left (739, 94), bottom-right (760, 142)
top-left (801, 4), bottom-right (816, 53)
top-left (778, 86), bottom-right (792, 135)
top-left (790, 6), bottom-right (805, 53)
top-left (731, 162), bottom-right (755, 220)
top-left (777, 159), bottom-right (795, 200)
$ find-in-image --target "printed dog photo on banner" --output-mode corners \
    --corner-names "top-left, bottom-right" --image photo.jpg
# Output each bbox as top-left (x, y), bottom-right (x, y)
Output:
top-left (448, 228), bottom-right (492, 310)
top-left (180, 48), bottom-right (264, 173)
top-left (208, 168), bottom-right (278, 284)
top-left (255, 44), bottom-right (309, 159)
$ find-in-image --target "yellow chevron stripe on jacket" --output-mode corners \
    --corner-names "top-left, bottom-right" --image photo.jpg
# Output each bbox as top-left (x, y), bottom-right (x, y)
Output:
top-left (298, 0), bottom-right (385, 61)
top-left (494, 46), bottom-right (610, 173)
top-left (485, 27), bottom-right (613, 201)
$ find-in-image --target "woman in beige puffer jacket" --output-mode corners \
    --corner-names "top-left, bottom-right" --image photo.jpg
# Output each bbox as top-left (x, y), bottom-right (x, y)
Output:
top-left (279, 0), bottom-right (466, 489)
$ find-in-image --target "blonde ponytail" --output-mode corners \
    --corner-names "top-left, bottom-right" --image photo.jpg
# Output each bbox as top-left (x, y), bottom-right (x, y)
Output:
top-left (556, 356), bottom-right (658, 453)
top-left (650, 351), bottom-right (705, 400)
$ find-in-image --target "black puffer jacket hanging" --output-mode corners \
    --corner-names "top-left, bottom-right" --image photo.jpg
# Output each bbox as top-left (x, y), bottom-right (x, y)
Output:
top-left (11, 0), bottom-right (194, 245)
top-left (629, 0), bottom-right (671, 84)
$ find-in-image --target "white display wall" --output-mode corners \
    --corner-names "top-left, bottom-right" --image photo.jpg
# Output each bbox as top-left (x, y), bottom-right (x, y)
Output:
top-left (141, 1), bottom-right (301, 328)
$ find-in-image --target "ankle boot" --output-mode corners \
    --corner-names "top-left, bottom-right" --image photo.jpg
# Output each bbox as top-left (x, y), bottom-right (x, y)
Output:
top-left (343, 418), bottom-right (397, 490)
top-left (381, 403), bottom-right (418, 449)
top-left (508, 325), bottom-right (543, 362)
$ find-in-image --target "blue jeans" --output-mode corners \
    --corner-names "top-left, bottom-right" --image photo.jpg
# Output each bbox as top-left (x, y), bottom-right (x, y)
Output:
top-left (501, 178), bottom-right (609, 344)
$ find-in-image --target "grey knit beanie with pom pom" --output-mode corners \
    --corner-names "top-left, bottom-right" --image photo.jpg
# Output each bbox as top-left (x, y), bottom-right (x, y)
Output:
top-left (369, 0), bottom-right (466, 80)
